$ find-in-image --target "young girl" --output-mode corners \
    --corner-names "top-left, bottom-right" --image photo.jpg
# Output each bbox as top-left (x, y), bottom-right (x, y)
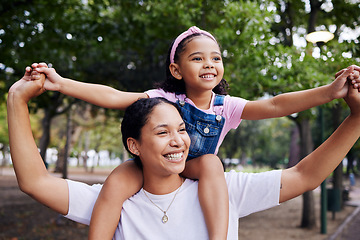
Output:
top-left (31, 26), bottom-right (360, 240)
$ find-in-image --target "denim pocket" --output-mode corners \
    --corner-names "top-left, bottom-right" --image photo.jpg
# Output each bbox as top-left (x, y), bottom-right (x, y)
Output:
top-left (187, 121), bottom-right (220, 159)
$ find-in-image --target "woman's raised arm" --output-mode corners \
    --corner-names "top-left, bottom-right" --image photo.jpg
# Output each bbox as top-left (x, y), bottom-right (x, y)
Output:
top-left (7, 68), bottom-right (69, 215)
top-left (280, 66), bottom-right (360, 202)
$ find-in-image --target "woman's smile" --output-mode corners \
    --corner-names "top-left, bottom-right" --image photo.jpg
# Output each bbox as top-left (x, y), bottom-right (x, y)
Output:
top-left (164, 152), bottom-right (186, 163)
top-left (135, 103), bottom-right (190, 176)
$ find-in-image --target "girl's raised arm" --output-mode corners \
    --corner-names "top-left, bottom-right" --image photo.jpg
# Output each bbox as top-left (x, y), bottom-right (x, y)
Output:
top-left (33, 63), bottom-right (148, 110)
top-left (8, 70), bottom-right (69, 215)
top-left (279, 67), bottom-right (360, 202)
top-left (242, 65), bottom-right (360, 120)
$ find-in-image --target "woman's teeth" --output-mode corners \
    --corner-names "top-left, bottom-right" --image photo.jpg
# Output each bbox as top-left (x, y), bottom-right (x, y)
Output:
top-left (165, 153), bottom-right (183, 160)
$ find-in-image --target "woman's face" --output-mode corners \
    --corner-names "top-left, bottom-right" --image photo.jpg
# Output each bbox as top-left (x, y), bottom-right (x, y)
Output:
top-left (134, 103), bottom-right (190, 177)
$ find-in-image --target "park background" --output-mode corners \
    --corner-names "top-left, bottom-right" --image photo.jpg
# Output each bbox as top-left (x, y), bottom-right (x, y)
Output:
top-left (0, 0), bottom-right (360, 239)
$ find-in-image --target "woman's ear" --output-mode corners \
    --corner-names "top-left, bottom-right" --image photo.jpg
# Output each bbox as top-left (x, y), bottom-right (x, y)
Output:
top-left (169, 63), bottom-right (182, 80)
top-left (127, 138), bottom-right (140, 156)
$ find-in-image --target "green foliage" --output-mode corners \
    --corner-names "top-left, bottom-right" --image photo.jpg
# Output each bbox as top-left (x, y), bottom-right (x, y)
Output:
top-left (0, 0), bottom-right (359, 166)
top-left (219, 117), bottom-right (294, 168)
top-left (0, 94), bottom-right (8, 144)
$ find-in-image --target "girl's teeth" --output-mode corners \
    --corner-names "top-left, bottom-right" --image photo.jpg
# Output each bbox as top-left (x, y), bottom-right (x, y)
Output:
top-left (201, 74), bottom-right (214, 79)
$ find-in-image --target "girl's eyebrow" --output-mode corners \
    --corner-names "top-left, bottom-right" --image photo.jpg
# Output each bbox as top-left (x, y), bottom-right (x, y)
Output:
top-left (188, 51), bottom-right (221, 58)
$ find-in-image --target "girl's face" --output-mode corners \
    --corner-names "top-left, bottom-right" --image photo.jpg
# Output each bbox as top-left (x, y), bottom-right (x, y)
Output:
top-left (175, 36), bottom-right (224, 95)
top-left (133, 103), bottom-right (190, 177)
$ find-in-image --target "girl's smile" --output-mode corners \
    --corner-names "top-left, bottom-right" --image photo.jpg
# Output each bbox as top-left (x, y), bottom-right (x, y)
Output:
top-left (174, 36), bottom-right (224, 97)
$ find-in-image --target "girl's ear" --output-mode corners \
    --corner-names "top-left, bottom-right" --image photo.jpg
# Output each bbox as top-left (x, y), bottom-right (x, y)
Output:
top-left (127, 138), bottom-right (140, 156)
top-left (169, 63), bottom-right (182, 80)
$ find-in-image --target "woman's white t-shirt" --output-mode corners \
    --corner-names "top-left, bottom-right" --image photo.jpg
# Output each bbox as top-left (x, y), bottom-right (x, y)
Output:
top-left (65, 170), bottom-right (281, 240)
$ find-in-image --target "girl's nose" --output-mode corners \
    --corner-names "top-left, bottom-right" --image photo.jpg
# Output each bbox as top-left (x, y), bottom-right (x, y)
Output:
top-left (204, 60), bottom-right (214, 69)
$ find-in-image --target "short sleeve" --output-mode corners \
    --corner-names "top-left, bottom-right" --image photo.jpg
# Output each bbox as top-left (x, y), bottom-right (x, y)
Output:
top-left (226, 170), bottom-right (282, 218)
top-left (64, 179), bottom-right (102, 225)
top-left (223, 95), bottom-right (248, 130)
top-left (144, 89), bottom-right (179, 103)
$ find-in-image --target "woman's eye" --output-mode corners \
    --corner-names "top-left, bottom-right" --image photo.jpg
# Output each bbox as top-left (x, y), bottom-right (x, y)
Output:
top-left (157, 131), bottom-right (167, 135)
top-left (179, 128), bottom-right (187, 133)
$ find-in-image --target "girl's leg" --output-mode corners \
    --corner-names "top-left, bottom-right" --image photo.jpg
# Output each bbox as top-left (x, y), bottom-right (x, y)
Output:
top-left (182, 154), bottom-right (229, 240)
top-left (88, 160), bottom-right (143, 240)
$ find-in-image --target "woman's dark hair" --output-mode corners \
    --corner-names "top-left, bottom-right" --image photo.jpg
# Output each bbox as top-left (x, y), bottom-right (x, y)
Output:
top-left (121, 97), bottom-right (182, 169)
top-left (154, 32), bottom-right (229, 95)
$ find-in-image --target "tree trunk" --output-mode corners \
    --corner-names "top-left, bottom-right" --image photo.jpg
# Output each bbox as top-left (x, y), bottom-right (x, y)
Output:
top-left (83, 131), bottom-right (90, 172)
top-left (346, 150), bottom-right (355, 176)
top-left (55, 147), bottom-right (66, 174)
top-left (301, 191), bottom-right (316, 228)
top-left (54, 107), bottom-right (83, 174)
top-left (298, 117), bottom-right (316, 229)
top-left (39, 108), bottom-right (53, 168)
top-left (332, 104), bottom-right (343, 209)
top-left (287, 125), bottom-right (300, 168)
top-left (62, 110), bottom-right (72, 179)
top-left (1, 144), bottom-right (8, 166)
top-left (307, 0), bottom-right (322, 33)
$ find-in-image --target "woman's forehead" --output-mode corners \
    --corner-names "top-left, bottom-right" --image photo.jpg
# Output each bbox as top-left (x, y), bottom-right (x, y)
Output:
top-left (147, 103), bottom-right (182, 125)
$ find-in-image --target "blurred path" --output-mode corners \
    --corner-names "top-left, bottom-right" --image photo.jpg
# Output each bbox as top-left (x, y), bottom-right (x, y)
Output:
top-left (328, 181), bottom-right (360, 240)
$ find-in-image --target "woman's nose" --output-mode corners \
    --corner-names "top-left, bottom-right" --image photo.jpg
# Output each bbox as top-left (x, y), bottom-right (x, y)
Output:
top-left (170, 133), bottom-right (185, 147)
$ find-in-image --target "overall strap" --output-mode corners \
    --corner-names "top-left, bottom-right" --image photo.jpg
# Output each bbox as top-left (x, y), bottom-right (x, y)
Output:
top-left (213, 94), bottom-right (225, 116)
top-left (213, 94), bottom-right (225, 106)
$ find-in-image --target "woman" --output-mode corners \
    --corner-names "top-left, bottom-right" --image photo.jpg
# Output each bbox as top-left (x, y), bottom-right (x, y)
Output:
top-left (7, 66), bottom-right (360, 239)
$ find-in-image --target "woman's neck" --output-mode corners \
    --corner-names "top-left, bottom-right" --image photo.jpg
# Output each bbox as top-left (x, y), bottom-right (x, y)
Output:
top-left (186, 90), bottom-right (212, 110)
top-left (143, 174), bottom-right (184, 195)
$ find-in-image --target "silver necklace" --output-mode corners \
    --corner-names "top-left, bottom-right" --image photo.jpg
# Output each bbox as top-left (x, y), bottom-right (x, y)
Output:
top-left (142, 179), bottom-right (184, 224)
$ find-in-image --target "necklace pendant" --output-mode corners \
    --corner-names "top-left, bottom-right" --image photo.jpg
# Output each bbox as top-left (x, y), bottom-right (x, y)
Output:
top-left (162, 212), bottom-right (168, 223)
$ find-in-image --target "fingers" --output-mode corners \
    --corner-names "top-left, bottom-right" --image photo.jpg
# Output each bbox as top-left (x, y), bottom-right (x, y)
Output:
top-left (34, 66), bottom-right (54, 75)
top-left (25, 63), bottom-right (49, 81)
top-left (350, 70), bottom-right (360, 89)
top-left (24, 66), bottom-right (32, 78)
top-left (337, 66), bottom-right (355, 86)
top-left (352, 64), bottom-right (360, 72)
top-left (338, 65), bottom-right (360, 90)
top-left (335, 69), bottom-right (345, 78)
top-left (31, 62), bottom-right (48, 69)
top-left (31, 70), bottom-right (42, 81)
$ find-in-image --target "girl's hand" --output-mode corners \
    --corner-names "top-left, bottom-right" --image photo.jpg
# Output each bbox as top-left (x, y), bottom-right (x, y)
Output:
top-left (31, 62), bottom-right (63, 92)
top-left (330, 65), bottom-right (360, 100)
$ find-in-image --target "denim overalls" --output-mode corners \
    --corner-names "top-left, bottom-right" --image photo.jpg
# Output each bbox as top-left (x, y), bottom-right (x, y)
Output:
top-left (176, 94), bottom-right (225, 160)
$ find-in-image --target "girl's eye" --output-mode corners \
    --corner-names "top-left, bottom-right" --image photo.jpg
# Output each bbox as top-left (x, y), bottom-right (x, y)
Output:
top-left (192, 57), bottom-right (202, 61)
top-left (213, 56), bottom-right (221, 61)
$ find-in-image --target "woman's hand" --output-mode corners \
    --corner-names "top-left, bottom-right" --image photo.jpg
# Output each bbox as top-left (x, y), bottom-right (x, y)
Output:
top-left (9, 66), bottom-right (46, 103)
top-left (343, 67), bottom-right (360, 117)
